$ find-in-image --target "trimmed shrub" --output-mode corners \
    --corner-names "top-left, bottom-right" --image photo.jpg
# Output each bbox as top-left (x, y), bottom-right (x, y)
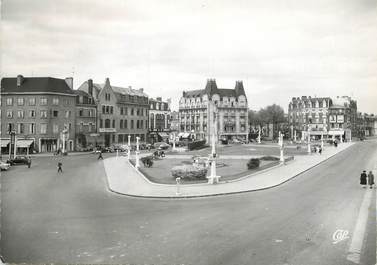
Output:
top-left (247, 158), bottom-right (260, 170)
top-left (171, 165), bottom-right (208, 180)
top-left (260, 156), bottom-right (279, 161)
top-left (140, 156), bottom-right (154, 167)
top-left (187, 140), bottom-right (206, 151)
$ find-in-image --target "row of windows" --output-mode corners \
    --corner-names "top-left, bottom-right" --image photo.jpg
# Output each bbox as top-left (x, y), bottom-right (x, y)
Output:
top-left (4, 110), bottom-right (72, 119)
top-left (77, 123), bottom-right (95, 133)
top-left (3, 97), bottom-right (68, 106)
top-left (150, 102), bottom-right (168, 111)
top-left (99, 119), bottom-right (147, 130)
top-left (102, 105), bottom-right (147, 116)
top-left (7, 122), bottom-right (72, 134)
top-left (78, 109), bottom-right (95, 117)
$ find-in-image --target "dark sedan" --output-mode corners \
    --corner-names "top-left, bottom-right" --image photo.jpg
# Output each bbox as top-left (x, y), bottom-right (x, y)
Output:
top-left (7, 156), bottom-right (30, 166)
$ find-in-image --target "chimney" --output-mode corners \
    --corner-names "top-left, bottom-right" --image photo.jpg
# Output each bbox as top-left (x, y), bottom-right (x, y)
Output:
top-left (156, 97), bottom-right (162, 101)
top-left (88, 79), bottom-right (93, 96)
top-left (17, 75), bottom-right (24, 87)
top-left (65, 77), bottom-right (73, 90)
top-left (139, 88), bottom-right (144, 93)
top-left (105, 78), bottom-right (110, 87)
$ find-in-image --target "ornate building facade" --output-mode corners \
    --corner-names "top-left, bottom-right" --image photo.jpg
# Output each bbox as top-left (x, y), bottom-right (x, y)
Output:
top-left (288, 95), bottom-right (358, 141)
top-left (288, 96), bottom-right (331, 140)
top-left (148, 97), bottom-right (171, 143)
top-left (178, 79), bottom-right (249, 143)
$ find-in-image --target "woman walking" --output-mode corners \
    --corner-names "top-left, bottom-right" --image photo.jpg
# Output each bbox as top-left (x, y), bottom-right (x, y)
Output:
top-left (360, 170), bottom-right (367, 188)
top-left (367, 171), bottom-right (374, 189)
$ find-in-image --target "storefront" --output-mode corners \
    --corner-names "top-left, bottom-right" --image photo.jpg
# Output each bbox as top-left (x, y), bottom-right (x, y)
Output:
top-left (1, 139), bottom-right (10, 155)
top-left (16, 139), bottom-right (34, 155)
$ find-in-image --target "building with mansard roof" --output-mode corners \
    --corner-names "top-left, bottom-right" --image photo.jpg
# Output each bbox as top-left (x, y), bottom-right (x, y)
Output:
top-left (178, 79), bottom-right (249, 143)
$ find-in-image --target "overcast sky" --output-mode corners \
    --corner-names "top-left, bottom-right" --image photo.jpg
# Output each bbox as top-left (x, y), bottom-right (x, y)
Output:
top-left (2, 0), bottom-right (377, 113)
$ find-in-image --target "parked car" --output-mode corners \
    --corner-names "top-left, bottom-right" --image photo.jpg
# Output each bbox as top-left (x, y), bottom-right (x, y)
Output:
top-left (232, 138), bottom-right (245, 144)
top-left (0, 161), bottom-right (11, 171)
top-left (155, 142), bottom-right (170, 150)
top-left (7, 156), bottom-right (30, 166)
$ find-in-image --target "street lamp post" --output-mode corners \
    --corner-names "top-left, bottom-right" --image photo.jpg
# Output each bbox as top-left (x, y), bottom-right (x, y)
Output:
top-left (279, 131), bottom-right (284, 164)
top-left (307, 127), bottom-right (311, 154)
top-left (207, 108), bottom-right (220, 184)
top-left (257, 125), bottom-right (261, 144)
top-left (127, 135), bottom-right (131, 160)
top-left (172, 132), bottom-right (176, 151)
top-left (135, 136), bottom-right (140, 168)
top-left (294, 129), bottom-right (297, 142)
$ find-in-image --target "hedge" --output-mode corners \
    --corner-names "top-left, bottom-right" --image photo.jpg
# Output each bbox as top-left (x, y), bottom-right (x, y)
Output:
top-left (140, 156), bottom-right (154, 167)
top-left (247, 158), bottom-right (260, 170)
top-left (171, 165), bottom-right (208, 180)
top-left (187, 140), bottom-right (206, 151)
top-left (259, 156), bottom-right (279, 161)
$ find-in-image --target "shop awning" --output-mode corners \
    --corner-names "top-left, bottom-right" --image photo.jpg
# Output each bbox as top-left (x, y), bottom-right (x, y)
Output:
top-left (158, 132), bottom-right (169, 138)
top-left (178, 132), bottom-right (185, 137)
top-left (17, 139), bottom-right (34, 148)
top-left (1, 139), bottom-right (10, 147)
top-left (328, 130), bottom-right (344, 136)
top-left (181, 133), bottom-right (191, 138)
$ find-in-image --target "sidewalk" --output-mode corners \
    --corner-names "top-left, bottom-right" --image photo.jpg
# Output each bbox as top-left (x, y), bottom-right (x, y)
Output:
top-left (29, 151), bottom-right (93, 157)
top-left (104, 142), bottom-right (354, 198)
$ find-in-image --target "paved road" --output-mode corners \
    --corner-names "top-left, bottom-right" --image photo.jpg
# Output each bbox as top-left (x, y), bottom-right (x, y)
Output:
top-left (1, 141), bottom-right (375, 265)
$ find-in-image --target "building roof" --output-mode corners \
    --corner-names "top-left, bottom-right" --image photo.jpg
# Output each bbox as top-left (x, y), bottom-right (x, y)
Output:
top-left (110, 85), bottom-right (148, 97)
top-left (183, 79), bottom-right (246, 99)
top-left (73, 89), bottom-right (92, 97)
top-left (1, 76), bottom-right (74, 94)
top-left (184, 89), bottom-right (205, 98)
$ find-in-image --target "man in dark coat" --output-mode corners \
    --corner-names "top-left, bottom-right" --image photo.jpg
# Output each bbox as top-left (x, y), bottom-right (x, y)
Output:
top-left (27, 157), bottom-right (31, 168)
top-left (360, 170), bottom-right (367, 188)
top-left (57, 162), bottom-right (63, 173)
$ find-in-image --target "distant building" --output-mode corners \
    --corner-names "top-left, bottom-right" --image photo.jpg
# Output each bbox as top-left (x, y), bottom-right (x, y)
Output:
top-left (328, 96), bottom-right (357, 141)
top-left (148, 97), bottom-right (171, 143)
top-left (1, 75), bottom-right (76, 154)
top-left (170, 110), bottom-right (180, 133)
top-left (288, 96), bottom-right (331, 140)
top-left (356, 112), bottom-right (376, 137)
top-left (288, 95), bottom-right (357, 141)
top-left (179, 79), bottom-right (249, 143)
top-left (73, 89), bottom-right (98, 150)
top-left (78, 78), bottom-right (149, 147)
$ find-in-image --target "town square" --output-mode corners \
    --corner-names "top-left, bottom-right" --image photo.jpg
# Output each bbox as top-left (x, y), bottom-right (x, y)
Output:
top-left (1, 0), bottom-right (377, 265)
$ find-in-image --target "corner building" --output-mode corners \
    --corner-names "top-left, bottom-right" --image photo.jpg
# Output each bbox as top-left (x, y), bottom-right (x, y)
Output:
top-left (179, 79), bottom-right (249, 143)
top-left (1, 75), bottom-right (76, 153)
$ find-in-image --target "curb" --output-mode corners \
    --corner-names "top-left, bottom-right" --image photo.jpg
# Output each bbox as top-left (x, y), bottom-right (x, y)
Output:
top-left (106, 143), bottom-right (355, 199)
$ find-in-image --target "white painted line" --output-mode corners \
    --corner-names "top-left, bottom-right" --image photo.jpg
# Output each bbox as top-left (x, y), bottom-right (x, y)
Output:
top-left (346, 189), bottom-right (373, 264)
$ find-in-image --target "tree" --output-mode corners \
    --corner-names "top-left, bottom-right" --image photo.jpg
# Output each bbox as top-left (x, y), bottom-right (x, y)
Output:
top-left (248, 110), bottom-right (262, 127)
top-left (259, 104), bottom-right (285, 140)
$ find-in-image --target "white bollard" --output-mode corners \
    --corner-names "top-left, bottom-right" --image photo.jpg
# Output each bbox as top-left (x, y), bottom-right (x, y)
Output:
top-left (176, 177), bottom-right (181, 195)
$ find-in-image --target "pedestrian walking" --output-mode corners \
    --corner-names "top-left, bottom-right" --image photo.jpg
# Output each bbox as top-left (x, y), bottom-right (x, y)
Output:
top-left (367, 171), bottom-right (374, 189)
top-left (318, 147), bottom-right (322, 155)
top-left (98, 151), bottom-right (103, 160)
top-left (360, 170), bottom-right (367, 188)
top-left (27, 157), bottom-right (31, 168)
top-left (57, 162), bottom-right (63, 173)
